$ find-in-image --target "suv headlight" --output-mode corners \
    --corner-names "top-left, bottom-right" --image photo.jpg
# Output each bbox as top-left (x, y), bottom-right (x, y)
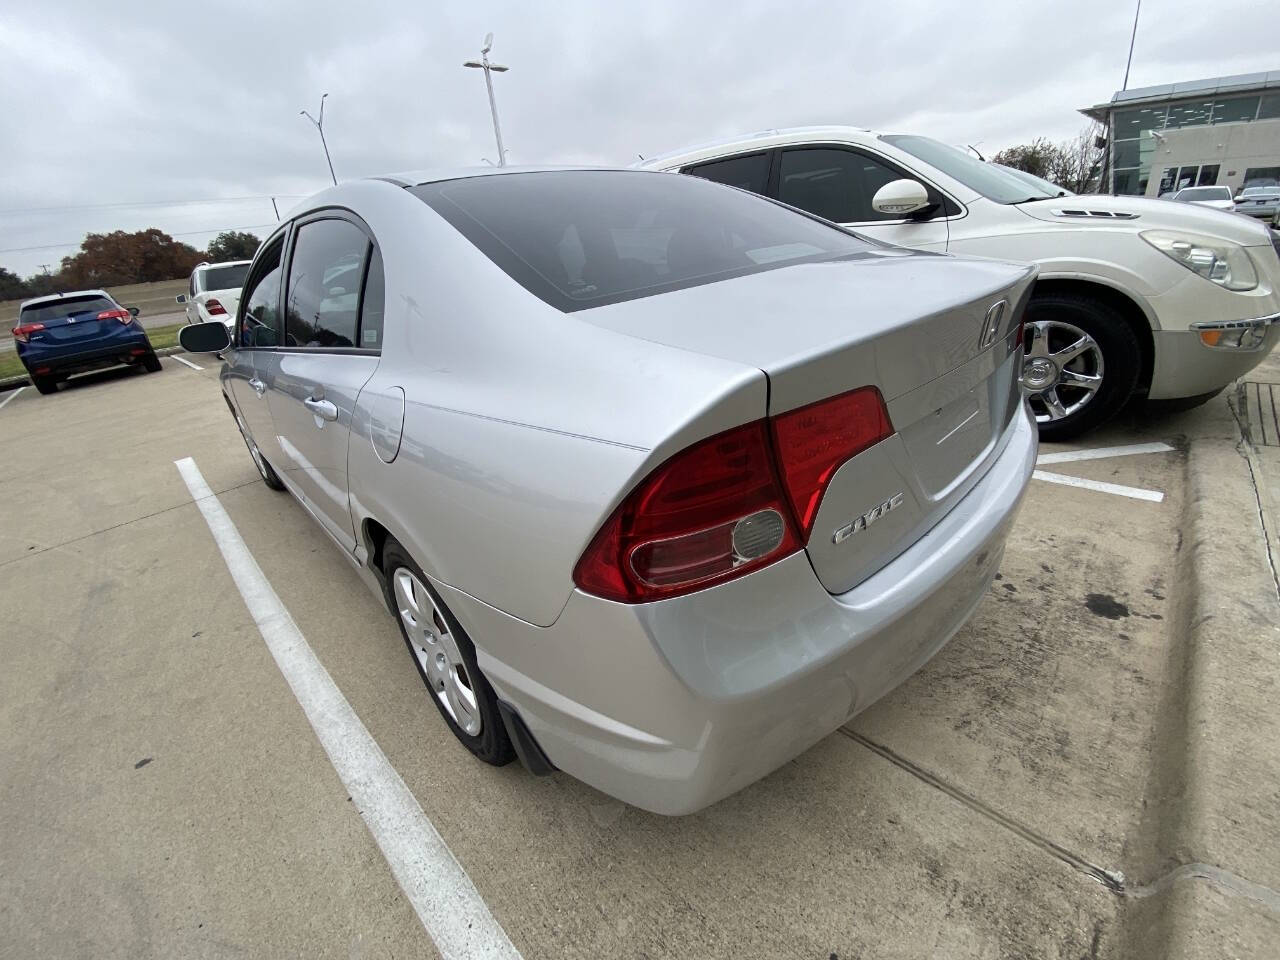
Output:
top-left (1141, 230), bottom-right (1258, 292)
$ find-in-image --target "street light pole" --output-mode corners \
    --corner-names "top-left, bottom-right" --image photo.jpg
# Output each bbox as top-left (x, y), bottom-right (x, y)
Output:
top-left (300, 94), bottom-right (338, 186)
top-left (464, 34), bottom-right (510, 167)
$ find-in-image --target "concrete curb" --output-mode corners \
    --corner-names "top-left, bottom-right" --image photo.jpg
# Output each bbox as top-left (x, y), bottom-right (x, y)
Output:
top-left (1122, 393), bottom-right (1280, 959)
top-left (0, 344), bottom-right (191, 393)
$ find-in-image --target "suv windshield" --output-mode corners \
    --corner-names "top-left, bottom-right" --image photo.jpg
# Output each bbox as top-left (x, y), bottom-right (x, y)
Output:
top-left (882, 135), bottom-right (1056, 204)
top-left (20, 295), bottom-right (116, 325)
top-left (410, 170), bottom-right (875, 312)
top-left (198, 263), bottom-right (250, 292)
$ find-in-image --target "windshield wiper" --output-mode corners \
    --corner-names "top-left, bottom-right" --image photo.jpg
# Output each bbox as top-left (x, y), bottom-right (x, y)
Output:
top-left (1010, 195), bottom-right (1053, 205)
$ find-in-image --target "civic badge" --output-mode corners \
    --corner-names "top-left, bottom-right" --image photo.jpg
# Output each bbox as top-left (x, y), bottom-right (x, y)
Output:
top-left (833, 493), bottom-right (904, 544)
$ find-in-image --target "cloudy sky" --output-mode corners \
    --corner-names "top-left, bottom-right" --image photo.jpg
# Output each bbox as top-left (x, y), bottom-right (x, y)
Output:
top-left (2, 0), bottom-right (1277, 278)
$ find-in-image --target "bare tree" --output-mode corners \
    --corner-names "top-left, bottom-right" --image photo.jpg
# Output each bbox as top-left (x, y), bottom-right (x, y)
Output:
top-left (1049, 125), bottom-right (1105, 194)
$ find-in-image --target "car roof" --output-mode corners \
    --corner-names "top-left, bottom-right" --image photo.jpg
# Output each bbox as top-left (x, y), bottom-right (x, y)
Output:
top-left (636, 125), bottom-right (878, 169)
top-left (195, 259), bottom-right (252, 270)
top-left (376, 164), bottom-right (622, 188)
top-left (20, 289), bottom-right (112, 309)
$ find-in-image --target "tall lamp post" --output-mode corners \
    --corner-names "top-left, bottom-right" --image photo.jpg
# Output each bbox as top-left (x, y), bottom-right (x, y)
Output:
top-left (464, 34), bottom-right (509, 166)
top-left (300, 93), bottom-right (338, 186)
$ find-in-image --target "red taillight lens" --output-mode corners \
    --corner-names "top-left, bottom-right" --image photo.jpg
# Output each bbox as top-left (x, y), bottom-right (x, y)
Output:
top-left (12, 322), bottom-right (45, 343)
top-left (573, 421), bottom-right (803, 603)
top-left (770, 387), bottom-right (894, 539)
top-left (205, 299), bottom-right (227, 316)
top-left (574, 386), bottom-right (895, 603)
top-left (97, 309), bottom-right (132, 324)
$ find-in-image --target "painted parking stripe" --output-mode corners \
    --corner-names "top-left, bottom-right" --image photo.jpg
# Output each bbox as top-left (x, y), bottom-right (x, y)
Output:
top-left (170, 354), bottom-right (203, 371)
top-left (173, 457), bottom-right (522, 960)
top-left (0, 386), bottom-right (25, 411)
top-left (1032, 469), bottom-right (1164, 503)
top-left (1036, 441), bottom-right (1174, 466)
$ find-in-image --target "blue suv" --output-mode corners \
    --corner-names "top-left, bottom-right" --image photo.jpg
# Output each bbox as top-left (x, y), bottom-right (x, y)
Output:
top-left (12, 290), bottom-right (161, 394)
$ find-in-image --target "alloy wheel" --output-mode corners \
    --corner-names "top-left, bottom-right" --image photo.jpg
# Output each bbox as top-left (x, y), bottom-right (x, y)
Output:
top-left (393, 568), bottom-right (482, 736)
top-left (1021, 319), bottom-right (1106, 424)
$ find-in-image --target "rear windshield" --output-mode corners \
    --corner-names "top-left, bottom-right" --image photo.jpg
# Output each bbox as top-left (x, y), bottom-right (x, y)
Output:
top-left (1176, 187), bottom-right (1230, 201)
top-left (20, 295), bottom-right (115, 324)
top-left (198, 263), bottom-right (250, 292)
top-left (409, 170), bottom-right (874, 311)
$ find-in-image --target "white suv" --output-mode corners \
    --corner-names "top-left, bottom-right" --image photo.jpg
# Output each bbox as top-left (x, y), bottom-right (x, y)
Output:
top-left (642, 127), bottom-right (1280, 438)
top-left (177, 260), bottom-right (252, 330)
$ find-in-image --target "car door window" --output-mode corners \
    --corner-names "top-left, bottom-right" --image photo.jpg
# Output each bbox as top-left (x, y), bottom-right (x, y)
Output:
top-left (683, 152), bottom-right (771, 196)
top-left (358, 247), bottom-right (385, 350)
top-left (285, 219), bottom-right (370, 349)
top-left (240, 241), bottom-right (284, 347)
top-left (779, 147), bottom-right (951, 223)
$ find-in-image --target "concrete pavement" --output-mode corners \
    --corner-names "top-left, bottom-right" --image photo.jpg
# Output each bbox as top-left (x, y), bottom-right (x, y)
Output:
top-left (1, 357), bottom-right (1277, 958)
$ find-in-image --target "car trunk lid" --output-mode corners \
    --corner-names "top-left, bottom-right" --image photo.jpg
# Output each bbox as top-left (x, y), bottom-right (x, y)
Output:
top-left (582, 249), bottom-right (1036, 593)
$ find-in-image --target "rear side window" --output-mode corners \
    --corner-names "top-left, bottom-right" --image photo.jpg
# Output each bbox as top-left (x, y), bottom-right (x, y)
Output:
top-left (240, 240), bottom-right (284, 347)
top-left (410, 170), bottom-right (873, 312)
top-left (683, 152), bottom-right (771, 196)
top-left (20, 296), bottom-right (115, 325)
top-left (284, 218), bottom-right (370, 349)
top-left (359, 248), bottom-right (385, 349)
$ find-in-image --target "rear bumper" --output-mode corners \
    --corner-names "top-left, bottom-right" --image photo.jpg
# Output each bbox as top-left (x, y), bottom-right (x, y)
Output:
top-left (442, 404), bottom-right (1038, 814)
top-left (19, 334), bottom-right (153, 378)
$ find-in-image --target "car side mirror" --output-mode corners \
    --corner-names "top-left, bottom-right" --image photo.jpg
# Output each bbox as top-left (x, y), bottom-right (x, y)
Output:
top-left (872, 179), bottom-right (932, 217)
top-left (175, 294), bottom-right (187, 304)
top-left (127, 306), bottom-right (140, 317)
top-left (179, 320), bottom-right (231, 354)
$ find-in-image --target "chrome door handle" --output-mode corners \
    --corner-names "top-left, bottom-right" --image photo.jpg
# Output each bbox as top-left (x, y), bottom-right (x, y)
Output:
top-left (249, 377), bottom-right (266, 397)
top-left (303, 397), bottom-right (338, 422)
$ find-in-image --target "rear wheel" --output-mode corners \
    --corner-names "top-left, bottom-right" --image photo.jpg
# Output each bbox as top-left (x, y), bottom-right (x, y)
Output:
top-left (1021, 294), bottom-right (1141, 441)
top-left (383, 539), bottom-right (513, 766)
top-left (143, 352), bottom-right (162, 373)
top-left (32, 376), bottom-right (58, 395)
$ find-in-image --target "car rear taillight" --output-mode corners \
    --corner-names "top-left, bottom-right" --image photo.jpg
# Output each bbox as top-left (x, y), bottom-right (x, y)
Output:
top-left (205, 299), bottom-right (227, 316)
top-left (770, 387), bottom-right (894, 539)
top-left (574, 386), bottom-right (895, 603)
top-left (97, 309), bottom-right (132, 324)
top-left (12, 322), bottom-right (45, 343)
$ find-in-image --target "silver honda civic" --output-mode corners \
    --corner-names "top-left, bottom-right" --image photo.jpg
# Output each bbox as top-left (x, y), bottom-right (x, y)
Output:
top-left (180, 167), bottom-right (1038, 814)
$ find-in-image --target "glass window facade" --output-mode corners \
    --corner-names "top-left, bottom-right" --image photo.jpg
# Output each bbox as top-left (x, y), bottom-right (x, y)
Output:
top-left (1108, 91), bottom-right (1270, 195)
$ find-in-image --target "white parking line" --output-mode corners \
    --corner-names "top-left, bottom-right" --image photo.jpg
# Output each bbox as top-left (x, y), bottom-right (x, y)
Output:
top-left (1036, 441), bottom-right (1175, 466)
top-left (1032, 470), bottom-right (1165, 503)
top-left (0, 386), bottom-right (25, 411)
top-left (169, 354), bottom-right (203, 371)
top-left (173, 456), bottom-right (522, 960)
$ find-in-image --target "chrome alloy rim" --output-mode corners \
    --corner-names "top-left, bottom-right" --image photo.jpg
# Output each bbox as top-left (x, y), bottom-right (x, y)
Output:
top-left (234, 410), bottom-right (270, 481)
top-left (1021, 320), bottom-right (1105, 423)
top-left (393, 568), bottom-right (482, 736)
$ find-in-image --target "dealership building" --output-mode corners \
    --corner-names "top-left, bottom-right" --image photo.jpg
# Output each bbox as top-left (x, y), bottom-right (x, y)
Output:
top-left (1081, 71), bottom-right (1280, 197)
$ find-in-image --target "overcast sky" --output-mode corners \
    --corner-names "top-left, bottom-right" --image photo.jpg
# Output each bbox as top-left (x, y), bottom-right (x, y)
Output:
top-left (2, 0), bottom-right (1277, 278)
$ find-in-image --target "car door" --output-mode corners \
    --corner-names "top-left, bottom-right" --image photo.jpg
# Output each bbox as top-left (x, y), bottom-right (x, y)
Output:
top-left (185, 272), bottom-right (200, 324)
top-left (227, 235), bottom-right (288, 469)
top-left (264, 213), bottom-right (383, 552)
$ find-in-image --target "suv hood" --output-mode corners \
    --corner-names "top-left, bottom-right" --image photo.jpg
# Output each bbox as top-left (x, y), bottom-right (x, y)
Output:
top-left (1014, 193), bottom-right (1273, 245)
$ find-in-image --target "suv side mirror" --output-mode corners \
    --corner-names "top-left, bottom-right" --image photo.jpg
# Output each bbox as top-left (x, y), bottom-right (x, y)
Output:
top-left (872, 179), bottom-right (932, 217)
top-left (179, 320), bottom-right (231, 354)
top-left (127, 306), bottom-right (140, 317)
top-left (175, 294), bottom-right (187, 304)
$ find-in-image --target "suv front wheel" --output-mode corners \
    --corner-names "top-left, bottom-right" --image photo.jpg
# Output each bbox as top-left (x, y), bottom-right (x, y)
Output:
top-left (1020, 293), bottom-right (1140, 441)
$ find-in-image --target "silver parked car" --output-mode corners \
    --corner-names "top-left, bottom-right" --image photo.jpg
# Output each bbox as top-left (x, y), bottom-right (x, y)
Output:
top-left (180, 167), bottom-right (1038, 814)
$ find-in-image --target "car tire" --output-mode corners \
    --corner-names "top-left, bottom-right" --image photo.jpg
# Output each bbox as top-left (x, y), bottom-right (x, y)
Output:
top-left (224, 395), bottom-right (285, 490)
top-left (1022, 293), bottom-right (1142, 441)
top-left (32, 376), bottom-right (58, 395)
top-left (143, 352), bottom-right (162, 373)
top-left (382, 538), bottom-right (515, 767)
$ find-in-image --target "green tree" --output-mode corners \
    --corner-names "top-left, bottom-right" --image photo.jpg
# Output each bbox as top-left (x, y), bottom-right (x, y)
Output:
top-left (991, 138), bottom-right (1057, 180)
top-left (0, 267), bottom-right (27, 301)
top-left (992, 125), bottom-right (1104, 194)
top-left (206, 230), bottom-right (261, 262)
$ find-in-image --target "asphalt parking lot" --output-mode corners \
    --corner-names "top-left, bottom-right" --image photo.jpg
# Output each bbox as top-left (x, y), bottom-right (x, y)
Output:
top-left (2, 357), bottom-right (1278, 959)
